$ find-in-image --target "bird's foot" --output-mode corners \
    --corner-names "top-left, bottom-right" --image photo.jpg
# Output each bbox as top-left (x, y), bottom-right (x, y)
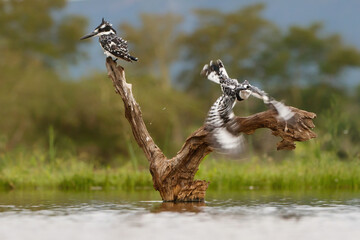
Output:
top-left (113, 58), bottom-right (119, 66)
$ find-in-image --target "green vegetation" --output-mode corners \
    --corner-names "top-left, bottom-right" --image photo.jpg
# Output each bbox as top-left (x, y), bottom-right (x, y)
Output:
top-left (0, 150), bottom-right (152, 191)
top-left (1, 142), bottom-right (359, 191)
top-left (0, 1), bottom-right (359, 193)
top-left (199, 151), bottom-right (360, 192)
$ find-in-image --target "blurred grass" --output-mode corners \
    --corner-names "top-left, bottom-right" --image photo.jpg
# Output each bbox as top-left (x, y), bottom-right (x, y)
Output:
top-left (1, 141), bottom-right (359, 192)
top-left (0, 150), bottom-right (152, 191)
top-left (0, 1), bottom-right (359, 194)
top-left (197, 141), bottom-right (360, 191)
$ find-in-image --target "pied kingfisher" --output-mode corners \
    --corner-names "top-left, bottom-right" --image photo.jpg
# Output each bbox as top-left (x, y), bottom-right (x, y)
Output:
top-left (80, 18), bottom-right (138, 62)
top-left (201, 59), bottom-right (294, 154)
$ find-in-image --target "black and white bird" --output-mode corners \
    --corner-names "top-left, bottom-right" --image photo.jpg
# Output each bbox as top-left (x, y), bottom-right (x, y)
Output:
top-left (201, 59), bottom-right (294, 154)
top-left (80, 18), bottom-right (138, 62)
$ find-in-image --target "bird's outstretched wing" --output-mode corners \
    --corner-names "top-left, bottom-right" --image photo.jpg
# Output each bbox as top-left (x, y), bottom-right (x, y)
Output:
top-left (102, 35), bottom-right (138, 62)
top-left (247, 85), bottom-right (294, 121)
top-left (205, 94), bottom-right (245, 154)
top-left (201, 59), bottom-right (294, 154)
top-left (201, 59), bottom-right (229, 84)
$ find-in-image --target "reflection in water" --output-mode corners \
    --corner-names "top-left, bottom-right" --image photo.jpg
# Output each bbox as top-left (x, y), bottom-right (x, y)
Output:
top-left (151, 201), bottom-right (206, 213)
top-left (0, 190), bottom-right (360, 240)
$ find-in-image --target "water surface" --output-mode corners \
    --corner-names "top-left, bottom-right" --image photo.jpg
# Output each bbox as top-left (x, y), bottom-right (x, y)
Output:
top-left (0, 190), bottom-right (359, 240)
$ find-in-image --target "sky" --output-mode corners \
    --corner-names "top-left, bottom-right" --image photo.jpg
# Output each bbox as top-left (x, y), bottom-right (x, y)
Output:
top-left (64, 0), bottom-right (360, 85)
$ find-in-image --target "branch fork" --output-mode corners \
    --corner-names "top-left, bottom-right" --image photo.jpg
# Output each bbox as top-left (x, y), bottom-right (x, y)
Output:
top-left (106, 58), bottom-right (316, 202)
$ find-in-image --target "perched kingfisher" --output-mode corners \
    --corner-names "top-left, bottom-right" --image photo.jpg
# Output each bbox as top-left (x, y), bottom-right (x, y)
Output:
top-left (201, 59), bottom-right (294, 154)
top-left (80, 18), bottom-right (138, 62)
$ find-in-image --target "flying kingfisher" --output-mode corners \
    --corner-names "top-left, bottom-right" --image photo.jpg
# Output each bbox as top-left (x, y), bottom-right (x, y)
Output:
top-left (80, 18), bottom-right (138, 62)
top-left (201, 59), bottom-right (294, 154)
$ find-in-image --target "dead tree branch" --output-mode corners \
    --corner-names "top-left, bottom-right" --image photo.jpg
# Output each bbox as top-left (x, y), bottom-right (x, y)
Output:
top-left (106, 58), bottom-right (316, 202)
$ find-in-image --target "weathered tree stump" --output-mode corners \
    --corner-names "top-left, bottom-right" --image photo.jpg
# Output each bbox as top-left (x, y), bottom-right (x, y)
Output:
top-left (106, 58), bottom-right (316, 202)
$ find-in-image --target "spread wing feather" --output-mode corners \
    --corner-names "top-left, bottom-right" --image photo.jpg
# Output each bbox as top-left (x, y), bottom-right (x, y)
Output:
top-left (205, 94), bottom-right (245, 154)
top-left (202, 59), bottom-right (294, 154)
top-left (201, 59), bottom-right (229, 84)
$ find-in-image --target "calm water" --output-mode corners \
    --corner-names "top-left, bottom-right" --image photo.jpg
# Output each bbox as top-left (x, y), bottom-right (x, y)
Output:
top-left (0, 190), bottom-right (360, 240)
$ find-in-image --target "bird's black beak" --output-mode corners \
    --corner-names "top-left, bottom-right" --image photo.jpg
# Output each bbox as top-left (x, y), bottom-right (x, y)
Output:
top-left (80, 31), bottom-right (97, 40)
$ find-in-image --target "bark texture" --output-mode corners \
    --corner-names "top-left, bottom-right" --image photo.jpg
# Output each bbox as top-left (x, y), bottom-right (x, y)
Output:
top-left (106, 58), bottom-right (316, 202)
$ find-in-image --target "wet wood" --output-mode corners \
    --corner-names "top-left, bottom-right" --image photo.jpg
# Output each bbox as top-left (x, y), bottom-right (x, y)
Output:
top-left (152, 202), bottom-right (205, 213)
top-left (106, 58), bottom-right (316, 202)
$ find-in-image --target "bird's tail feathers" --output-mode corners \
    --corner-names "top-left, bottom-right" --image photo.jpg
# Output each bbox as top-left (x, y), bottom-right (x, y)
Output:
top-left (130, 55), bottom-right (138, 62)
